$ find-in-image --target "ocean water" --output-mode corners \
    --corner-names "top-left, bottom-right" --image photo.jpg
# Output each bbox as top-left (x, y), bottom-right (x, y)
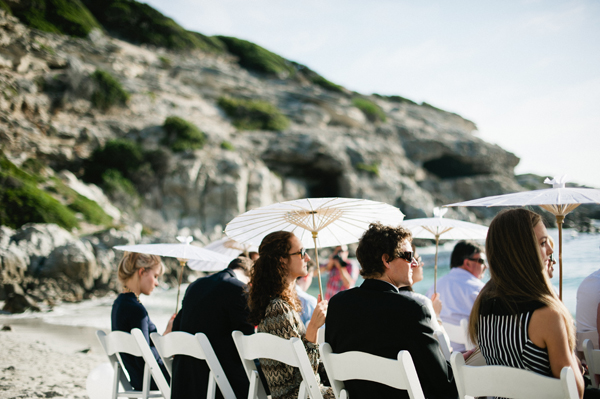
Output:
top-left (1, 229), bottom-right (598, 333)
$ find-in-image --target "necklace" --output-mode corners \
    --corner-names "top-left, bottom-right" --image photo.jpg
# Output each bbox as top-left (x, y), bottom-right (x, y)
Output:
top-left (123, 286), bottom-right (141, 303)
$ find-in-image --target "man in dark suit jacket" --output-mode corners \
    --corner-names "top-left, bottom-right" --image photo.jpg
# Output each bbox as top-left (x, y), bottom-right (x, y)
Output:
top-left (171, 257), bottom-right (255, 399)
top-left (325, 223), bottom-right (458, 399)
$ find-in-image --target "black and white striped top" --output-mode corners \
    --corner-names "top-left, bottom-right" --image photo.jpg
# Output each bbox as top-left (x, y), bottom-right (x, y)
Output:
top-left (478, 298), bottom-right (552, 377)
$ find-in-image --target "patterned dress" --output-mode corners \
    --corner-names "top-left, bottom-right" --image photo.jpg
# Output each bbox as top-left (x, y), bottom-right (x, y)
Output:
top-left (257, 297), bottom-right (334, 399)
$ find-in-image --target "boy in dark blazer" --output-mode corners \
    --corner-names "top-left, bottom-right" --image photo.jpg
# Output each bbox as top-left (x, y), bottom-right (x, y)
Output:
top-left (325, 223), bottom-right (458, 399)
top-left (171, 257), bottom-right (255, 399)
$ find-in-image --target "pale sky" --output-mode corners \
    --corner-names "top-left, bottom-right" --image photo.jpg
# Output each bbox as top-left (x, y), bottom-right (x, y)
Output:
top-left (143, 0), bottom-right (600, 188)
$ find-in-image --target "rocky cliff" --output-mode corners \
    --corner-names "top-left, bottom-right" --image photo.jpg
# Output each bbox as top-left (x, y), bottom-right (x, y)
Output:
top-left (0, 4), bottom-right (584, 312)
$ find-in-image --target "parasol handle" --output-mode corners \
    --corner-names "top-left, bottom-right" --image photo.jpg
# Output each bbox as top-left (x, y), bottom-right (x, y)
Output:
top-left (434, 236), bottom-right (440, 294)
top-left (175, 259), bottom-right (186, 314)
top-left (312, 232), bottom-right (324, 300)
top-left (556, 215), bottom-right (564, 301)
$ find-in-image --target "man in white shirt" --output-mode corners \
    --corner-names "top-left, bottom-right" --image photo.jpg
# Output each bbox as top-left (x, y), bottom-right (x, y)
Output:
top-left (427, 240), bottom-right (486, 351)
top-left (296, 264), bottom-right (318, 327)
top-left (576, 268), bottom-right (600, 349)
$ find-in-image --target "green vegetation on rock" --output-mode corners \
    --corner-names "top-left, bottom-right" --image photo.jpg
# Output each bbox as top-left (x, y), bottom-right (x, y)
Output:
top-left (8, 0), bottom-right (101, 37)
top-left (161, 116), bottom-right (206, 152)
top-left (82, 138), bottom-right (169, 199)
top-left (218, 97), bottom-right (289, 131)
top-left (352, 97), bottom-right (386, 123)
top-left (355, 162), bottom-right (380, 176)
top-left (91, 69), bottom-right (129, 111)
top-left (217, 36), bottom-right (295, 76)
top-left (0, 153), bottom-right (79, 229)
top-left (374, 93), bottom-right (417, 105)
top-left (49, 178), bottom-right (112, 226)
top-left (0, 0), bottom-right (12, 14)
top-left (220, 141), bottom-right (235, 151)
top-left (83, 0), bottom-right (225, 52)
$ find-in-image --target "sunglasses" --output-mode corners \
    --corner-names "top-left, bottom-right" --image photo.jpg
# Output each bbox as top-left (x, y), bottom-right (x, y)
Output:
top-left (549, 254), bottom-right (555, 263)
top-left (467, 257), bottom-right (486, 265)
top-left (396, 251), bottom-right (414, 263)
top-left (289, 248), bottom-right (307, 258)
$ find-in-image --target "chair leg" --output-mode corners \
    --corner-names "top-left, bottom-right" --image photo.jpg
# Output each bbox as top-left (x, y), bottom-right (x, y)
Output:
top-left (298, 381), bottom-right (308, 399)
top-left (248, 370), bottom-right (259, 399)
top-left (112, 362), bottom-right (120, 399)
top-left (207, 371), bottom-right (217, 399)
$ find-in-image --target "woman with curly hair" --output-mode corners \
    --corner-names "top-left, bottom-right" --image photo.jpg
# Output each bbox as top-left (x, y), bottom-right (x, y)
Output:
top-left (248, 231), bottom-right (333, 399)
top-left (468, 208), bottom-right (585, 398)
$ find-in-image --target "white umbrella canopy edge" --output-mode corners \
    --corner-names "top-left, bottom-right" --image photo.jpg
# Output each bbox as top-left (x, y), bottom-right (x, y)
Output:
top-left (186, 237), bottom-right (258, 272)
top-left (443, 175), bottom-right (600, 300)
top-left (225, 197), bottom-right (405, 298)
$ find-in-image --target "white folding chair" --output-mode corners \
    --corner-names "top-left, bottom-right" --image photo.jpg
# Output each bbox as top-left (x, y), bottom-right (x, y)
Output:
top-left (583, 338), bottom-right (600, 388)
top-left (232, 330), bottom-right (318, 399)
top-left (577, 330), bottom-right (598, 352)
top-left (148, 330), bottom-right (236, 399)
top-left (131, 329), bottom-right (170, 398)
top-left (319, 342), bottom-right (425, 399)
top-left (444, 318), bottom-right (475, 350)
top-left (317, 326), bottom-right (326, 345)
top-left (96, 330), bottom-right (164, 399)
top-left (450, 351), bottom-right (579, 399)
top-left (434, 330), bottom-right (452, 362)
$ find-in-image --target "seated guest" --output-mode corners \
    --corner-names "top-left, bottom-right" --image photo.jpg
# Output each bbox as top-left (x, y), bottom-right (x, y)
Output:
top-left (248, 231), bottom-right (333, 399)
top-left (399, 247), bottom-right (448, 339)
top-left (296, 263), bottom-right (318, 327)
top-left (112, 252), bottom-right (174, 391)
top-left (171, 257), bottom-right (255, 399)
top-left (326, 223), bottom-right (458, 399)
top-left (577, 261), bottom-right (600, 351)
top-left (427, 240), bottom-right (486, 351)
top-left (468, 208), bottom-right (585, 398)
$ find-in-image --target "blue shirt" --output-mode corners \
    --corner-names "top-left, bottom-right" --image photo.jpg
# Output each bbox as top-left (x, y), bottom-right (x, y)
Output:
top-left (295, 285), bottom-right (317, 326)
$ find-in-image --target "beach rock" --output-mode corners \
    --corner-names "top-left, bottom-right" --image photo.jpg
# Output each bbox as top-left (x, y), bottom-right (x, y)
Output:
top-left (10, 224), bottom-right (75, 274)
top-left (0, 244), bottom-right (28, 284)
top-left (2, 283), bottom-right (40, 313)
top-left (41, 240), bottom-right (98, 290)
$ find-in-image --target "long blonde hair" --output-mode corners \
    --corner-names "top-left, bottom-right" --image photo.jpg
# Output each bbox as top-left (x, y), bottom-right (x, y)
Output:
top-left (468, 208), bottom-right (575, 350)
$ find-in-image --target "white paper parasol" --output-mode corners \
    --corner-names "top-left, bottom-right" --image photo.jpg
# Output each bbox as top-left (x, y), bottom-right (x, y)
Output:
top-left (114, 236), bottom-right (233, 312)
top-left (445, 175), bottom-right (600, 299)
top-left (225, 197), bottom-right (405, 298)
top-left (186, 237), bottom-right (258, 272)
top-left (402, 207), bottom-right (488, 293)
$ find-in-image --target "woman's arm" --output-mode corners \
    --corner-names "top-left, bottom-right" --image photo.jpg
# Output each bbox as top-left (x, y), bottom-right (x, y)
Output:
top-left (336, 263), bottom-right (355, 289)
top-left (529, 306), bottom-right (584, 398)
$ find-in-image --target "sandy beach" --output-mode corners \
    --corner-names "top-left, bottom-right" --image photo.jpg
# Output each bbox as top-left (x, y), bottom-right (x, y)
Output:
top-left (0, 316), bottom-right (106, 399)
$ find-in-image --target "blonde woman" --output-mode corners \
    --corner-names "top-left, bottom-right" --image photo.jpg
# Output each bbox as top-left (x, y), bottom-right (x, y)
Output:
top-left (111, 252), bottom-right (175, 391)
top-left (468, 209), bottom-right (584, 398)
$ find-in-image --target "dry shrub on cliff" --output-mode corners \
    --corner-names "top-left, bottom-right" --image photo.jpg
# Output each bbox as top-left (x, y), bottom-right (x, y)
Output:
top-left (218, 96), bottom-right (289, 131)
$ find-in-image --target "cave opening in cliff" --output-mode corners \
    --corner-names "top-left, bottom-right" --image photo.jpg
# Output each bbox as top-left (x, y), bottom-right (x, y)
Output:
top-left (423, 155), bottom-right (481, 179)
top-left (295, 166), bottom-right (340, 198)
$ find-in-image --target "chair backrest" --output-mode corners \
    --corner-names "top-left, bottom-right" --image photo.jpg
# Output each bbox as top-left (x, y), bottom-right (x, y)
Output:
top-left (319, 342), bottom-right (425, 399)
top-left (577, 330), bottom-right (598, 352)
top-left (95, 330), bottom-right (163, 399)
top-left (583, 339), bottom-right (600, 389)
top-left (317, 326), bottom-right (325, 345)
top-left (433, 330), bottom-right (452, 362)
top-left (149, 331), bottom-right (237, 399)
top-left (232, 331), bottom-right (320, 399)
top-left (450, 351), bottom-right (579, 399)
top-left (443, 319), bottom-right (475, 350)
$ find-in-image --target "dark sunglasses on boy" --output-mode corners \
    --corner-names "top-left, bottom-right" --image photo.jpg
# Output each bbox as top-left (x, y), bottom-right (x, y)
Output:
top-left (396, 251), bottom-right (414, 263)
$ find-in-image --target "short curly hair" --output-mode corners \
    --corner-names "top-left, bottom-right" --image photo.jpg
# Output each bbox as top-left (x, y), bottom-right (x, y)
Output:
top-left (356, 223), bottom-right (412, 279)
